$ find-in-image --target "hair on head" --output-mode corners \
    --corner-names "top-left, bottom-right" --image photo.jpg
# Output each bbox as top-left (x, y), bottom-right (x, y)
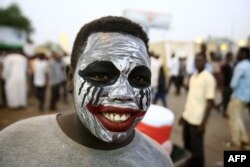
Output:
top-left (239, 47), bottom-right (250, 60)
top-left (70, 16), bottom-right (149, 69)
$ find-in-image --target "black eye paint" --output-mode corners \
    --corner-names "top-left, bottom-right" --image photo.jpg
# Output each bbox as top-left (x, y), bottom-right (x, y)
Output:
top-left (78, 80), bottom-right (104, 107)
top-left (89, 86), bottom-right (99, 104)
top-left (128, 65), bottom-right (151, 88)
top-left (139, 88), bottom-right (151, 110)
top-left (81, 84), bottom-right (93, 107)
top-left (78, 61), bottom-right (120, 86)
top-left (145, 88), bottom-right (150, 106)
top-left (78, 80), bottom-right (86, 95)
top-left (93, 87), bottom-right (103, 105)
top-left (139, 89), bottom-right (145, 110)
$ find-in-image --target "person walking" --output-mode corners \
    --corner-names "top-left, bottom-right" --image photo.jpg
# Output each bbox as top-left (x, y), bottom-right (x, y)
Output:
top-left (227, 47), bottom-right (250, 150)
top-left (153, 66), bottom-right (168, 107)
top-left (33, 53), bottom-right (48, 111)
top-left (48, 52), bottom-right (65, 110)
top-left (2, 49), bottom-right (28, 109)
top-left (220, 52), bottom-right (234, 118)
top-left (167, 53), bottom-right (179, 95)
top-left (150, 52), bottom-right (162, 101)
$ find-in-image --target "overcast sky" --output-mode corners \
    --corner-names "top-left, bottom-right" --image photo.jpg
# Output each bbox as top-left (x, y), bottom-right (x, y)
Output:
top-left (1, 0), bottom-right (250, 50)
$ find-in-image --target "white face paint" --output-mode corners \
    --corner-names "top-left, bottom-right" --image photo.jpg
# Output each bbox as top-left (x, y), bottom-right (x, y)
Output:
top-left (74, 32), bottom-right (151, 143)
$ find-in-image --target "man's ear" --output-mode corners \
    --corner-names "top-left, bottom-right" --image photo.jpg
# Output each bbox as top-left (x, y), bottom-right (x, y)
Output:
top-left (66, 65), bottom-right (74, 93)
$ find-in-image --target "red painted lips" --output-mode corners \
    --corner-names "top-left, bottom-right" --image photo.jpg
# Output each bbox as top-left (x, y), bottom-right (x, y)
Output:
top-left (86, 104), bottom-right (145, 132)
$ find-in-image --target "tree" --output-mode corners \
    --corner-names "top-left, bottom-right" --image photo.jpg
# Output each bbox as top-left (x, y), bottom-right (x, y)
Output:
top-left (0, 3), bottom-right (34, 35)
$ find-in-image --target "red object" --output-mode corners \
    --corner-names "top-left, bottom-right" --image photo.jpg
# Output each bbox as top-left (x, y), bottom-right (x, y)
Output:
top-left (137, 122), bottom-right (172, 144)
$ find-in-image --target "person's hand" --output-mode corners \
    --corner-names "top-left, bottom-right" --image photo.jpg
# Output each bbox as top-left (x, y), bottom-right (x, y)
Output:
top-left (178, 116), bottom-right (184, 126)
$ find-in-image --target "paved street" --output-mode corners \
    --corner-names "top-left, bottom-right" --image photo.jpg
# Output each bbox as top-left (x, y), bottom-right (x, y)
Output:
top-left (0, 89), bottom-right (250, 167)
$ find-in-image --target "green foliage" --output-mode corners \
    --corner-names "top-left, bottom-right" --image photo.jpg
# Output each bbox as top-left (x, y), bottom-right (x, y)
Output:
top-left (0, 3), bottom-right (33, 34)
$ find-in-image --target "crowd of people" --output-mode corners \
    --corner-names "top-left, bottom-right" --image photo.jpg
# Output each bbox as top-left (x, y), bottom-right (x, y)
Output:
top-left (150, 43), bottom-right (250, 167)
top-left (0, 15), bottom-right (249, 167)
top-left (0, 48), bottom-right (69, 112)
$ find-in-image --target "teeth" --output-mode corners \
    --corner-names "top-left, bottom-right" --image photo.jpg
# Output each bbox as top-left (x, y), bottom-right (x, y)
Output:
top-left (120, 114), bottom-right (127, 121)
top-left (110, 113), bottom-right (114, 120)
top-left (114, 114), bottom-right (120, 121)
top-left (103, 113), bottom-right (131, 122)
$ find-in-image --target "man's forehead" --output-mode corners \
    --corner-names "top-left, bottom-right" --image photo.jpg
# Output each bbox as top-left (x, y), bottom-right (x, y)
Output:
top-left (77, 32), bottom-right (150, 68)
top-left (84, 32), bottom-right (147, 54)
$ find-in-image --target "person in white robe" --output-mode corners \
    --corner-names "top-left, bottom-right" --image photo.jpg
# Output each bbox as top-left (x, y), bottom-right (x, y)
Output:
top-left (3, 51), bottom-right (28, 108)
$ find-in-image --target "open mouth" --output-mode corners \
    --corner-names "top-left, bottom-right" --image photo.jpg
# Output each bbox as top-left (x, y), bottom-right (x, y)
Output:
top-left (86, 104), bottom-right (145, 132)
top-left (102, 113), bottom-right (131, 122)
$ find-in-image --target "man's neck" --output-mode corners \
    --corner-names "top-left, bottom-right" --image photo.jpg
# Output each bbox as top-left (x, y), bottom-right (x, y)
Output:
top-left (57, 112), bottom-right (135, 150)
top-left (197, 68), bottom-right (204, 74)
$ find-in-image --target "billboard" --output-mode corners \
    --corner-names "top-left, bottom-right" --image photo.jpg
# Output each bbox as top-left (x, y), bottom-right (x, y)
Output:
top-left (123, 10), bottom-right (171, 30)
top-left (0, 26), bottom-right (27, 48)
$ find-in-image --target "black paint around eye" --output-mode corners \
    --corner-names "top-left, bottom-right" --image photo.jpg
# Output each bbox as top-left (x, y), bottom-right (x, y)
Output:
top-left (128, 66), bottom-right (151, 88)
top-left (78, 61), bottom-right (120, 86)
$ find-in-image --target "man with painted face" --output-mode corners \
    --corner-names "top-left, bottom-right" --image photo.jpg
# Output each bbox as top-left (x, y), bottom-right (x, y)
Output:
top-left (0, 16), bottom-right (173, 167)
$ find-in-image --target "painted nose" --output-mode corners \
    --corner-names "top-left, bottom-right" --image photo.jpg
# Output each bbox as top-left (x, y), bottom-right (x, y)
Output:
top-left (108, 76), bottom-right (134, 101)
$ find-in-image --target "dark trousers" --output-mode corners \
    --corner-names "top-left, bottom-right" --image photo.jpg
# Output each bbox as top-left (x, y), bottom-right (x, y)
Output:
top-left (153, 91), bottom-right (167, 107)
top-left (222, 87), bottom-right (232, 114)
top-left (50, 84), bottom-right (60, 110)
top-left (0, 79), bottom-right (6, 106)
top-left (176, 75), bottom-right (187, 94)
top-left (183, 120), bottom-right (204, 167)
top-left (35, 86), bottom-right (46, 111)
top-left (167, 76), bottom-right (178, 94)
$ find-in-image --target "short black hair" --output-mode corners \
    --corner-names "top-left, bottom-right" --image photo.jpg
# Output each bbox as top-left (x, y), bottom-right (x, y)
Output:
top-left (71, 16), bottom-right (149, 70)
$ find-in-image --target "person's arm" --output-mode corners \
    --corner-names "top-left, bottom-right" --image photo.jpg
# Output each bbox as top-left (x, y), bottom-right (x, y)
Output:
top-left (230, 65), bottom-right (244, 89)
top-left (198, 74), bottom-right (216, 134)
top-left (198, 99), bottom-right (213, 134)
top-left (178, 75), bottom-right (192, 125)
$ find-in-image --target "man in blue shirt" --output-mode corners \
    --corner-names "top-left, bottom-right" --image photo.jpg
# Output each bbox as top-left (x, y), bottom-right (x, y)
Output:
top-left (228, 47), bottom-right (250, 150)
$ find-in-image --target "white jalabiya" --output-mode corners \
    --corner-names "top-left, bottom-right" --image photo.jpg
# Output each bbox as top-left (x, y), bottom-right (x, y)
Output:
top-left (3, 53), bottom-right (28, 108)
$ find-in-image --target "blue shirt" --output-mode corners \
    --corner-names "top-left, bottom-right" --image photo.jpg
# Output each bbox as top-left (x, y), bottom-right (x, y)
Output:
top-left (230, 60), bottom-right (250, 103)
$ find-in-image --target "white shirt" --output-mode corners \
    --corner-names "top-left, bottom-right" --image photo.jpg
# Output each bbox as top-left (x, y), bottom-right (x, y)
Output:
top-left (168, 57), bottom-right (179, 76)
top-left (182, 70), bottom-right (215, 125)
top-left (150, 57), bottom-right (162, 88)
top-left (34, 59), bottom-right (48, 86)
